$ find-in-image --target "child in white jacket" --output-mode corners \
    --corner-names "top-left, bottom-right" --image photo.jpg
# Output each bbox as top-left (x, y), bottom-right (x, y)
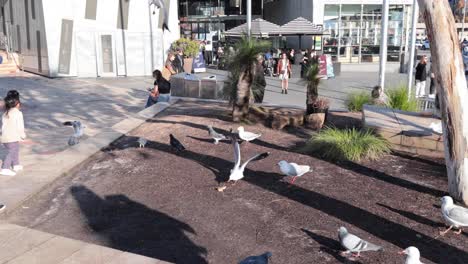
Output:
top-left (1, 92), bottom-right (26, 176)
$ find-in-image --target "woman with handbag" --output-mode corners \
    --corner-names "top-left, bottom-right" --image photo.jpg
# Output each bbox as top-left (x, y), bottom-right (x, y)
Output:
top-left (277, 53), bottom-right (291, 94)
top-left (162, 53), bottom-right (177, 81)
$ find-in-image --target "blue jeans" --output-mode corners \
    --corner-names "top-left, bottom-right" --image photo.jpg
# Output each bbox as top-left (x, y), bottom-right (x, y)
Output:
top-left (158, 93), bottom-right (171, 103)
top-left (145, 94), bottom-right (171, 108)
top-left (2, 142), bottom-right (19, 169)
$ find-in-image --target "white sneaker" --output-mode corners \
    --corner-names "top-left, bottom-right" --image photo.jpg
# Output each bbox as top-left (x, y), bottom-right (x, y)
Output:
top-left (0, 169), bottom-right (16, 176)
top-left (13, 165), bottom-right (23, 172)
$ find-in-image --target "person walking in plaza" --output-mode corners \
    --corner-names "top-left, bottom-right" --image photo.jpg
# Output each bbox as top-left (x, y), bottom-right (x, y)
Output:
top-left (1, 93), bottom-right (26, 176)
top-left (415, 55), bottom-right (428, 98)
top-left (277, 53), bottom-right (291, 94)
top-left (145, 69), bottom-right (171, 108)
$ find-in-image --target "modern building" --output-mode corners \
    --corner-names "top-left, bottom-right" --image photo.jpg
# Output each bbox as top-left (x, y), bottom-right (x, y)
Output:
top-left (178, 0), bottom-right (263, 43)
top-left (264, 0), bottom-right (414, 63)
top-left (0, 0), bottom-right (180, 77)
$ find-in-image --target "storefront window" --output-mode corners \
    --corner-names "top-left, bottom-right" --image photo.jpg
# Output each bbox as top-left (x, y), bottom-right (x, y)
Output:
top-left (323, 5), bottom-right (339, 59)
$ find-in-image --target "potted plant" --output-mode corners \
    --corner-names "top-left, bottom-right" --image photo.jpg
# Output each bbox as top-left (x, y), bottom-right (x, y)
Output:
top-left (303, 60), bottom-right (329, 129)
top-left (171, 38), bottom-right (199, 73)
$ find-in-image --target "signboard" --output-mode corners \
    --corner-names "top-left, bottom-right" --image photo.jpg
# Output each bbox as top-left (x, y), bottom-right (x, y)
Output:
top-left (314, 36), bottom-right (322, 51)
top-left (318, 55), bottom-right (327, 76)
top-left (192, 51), bottom-right (206, 73)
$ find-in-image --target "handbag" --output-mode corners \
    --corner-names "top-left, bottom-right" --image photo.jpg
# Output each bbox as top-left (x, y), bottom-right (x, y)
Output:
top-left (162, 66), bottom-right (172, 80)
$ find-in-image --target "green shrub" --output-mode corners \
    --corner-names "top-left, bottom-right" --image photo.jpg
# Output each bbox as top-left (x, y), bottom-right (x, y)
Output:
top-left (303, 127), bottom-right (391, 162)
top-left (171, 38), bottom-right (199, 58)
top-left (385, 85), bottom-right (419, 112)
top-left (347, 92), bottom-right (372, 112)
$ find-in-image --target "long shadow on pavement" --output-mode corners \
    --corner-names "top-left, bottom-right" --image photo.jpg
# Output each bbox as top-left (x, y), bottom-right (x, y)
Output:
top-left (70, 185), bottom-right (208, 264)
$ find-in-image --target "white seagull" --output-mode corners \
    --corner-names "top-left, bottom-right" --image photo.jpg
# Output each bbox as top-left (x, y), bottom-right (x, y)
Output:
top-left (440, 196), bottom-right (468, 235)
top-left (338, 226), bottom-right (383, 258)
top-left (137, 137), bottom-right (148, 148)
top-left (277, 160), bottom-right (312, 184)
top-left (237, 126), bottom-right (261, 142)
top-left (399, 246), bottom-right (424, 264)
top-left (149, 0), bottom-right (170, 32)
top-left (63, 121), bottom-right (85, 146)
top-left (228, 136), bottom-right (269, 183)
top-left (208, 125), bottom-right (226, 144)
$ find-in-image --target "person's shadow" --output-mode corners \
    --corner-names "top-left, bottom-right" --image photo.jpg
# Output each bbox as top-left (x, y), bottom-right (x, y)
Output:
top-left (70, 185), bottom-right (208, 264)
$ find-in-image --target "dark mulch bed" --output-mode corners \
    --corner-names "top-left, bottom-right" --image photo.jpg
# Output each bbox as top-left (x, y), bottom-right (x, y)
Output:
top-left (4, 101), bottom-right (465, 264)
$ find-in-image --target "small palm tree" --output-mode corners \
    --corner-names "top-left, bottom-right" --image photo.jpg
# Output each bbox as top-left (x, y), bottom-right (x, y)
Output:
top-left (230, 37), bottom-right (270, 122)
top-left (303, 58), bottom-right (322, 114)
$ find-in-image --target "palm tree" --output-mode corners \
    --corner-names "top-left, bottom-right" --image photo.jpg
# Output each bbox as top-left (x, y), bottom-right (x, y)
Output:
top-left (303, 58), bottom-right (322, 114)
top-left (229, 37), bottom-right (270, 122)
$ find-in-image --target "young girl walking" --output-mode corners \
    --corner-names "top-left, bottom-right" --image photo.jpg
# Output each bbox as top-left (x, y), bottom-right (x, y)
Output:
top-left (1, 93), bottom-right (26, 176)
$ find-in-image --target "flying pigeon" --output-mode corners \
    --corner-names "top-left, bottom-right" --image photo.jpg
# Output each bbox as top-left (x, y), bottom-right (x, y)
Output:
top-left (208, 125), bottom-right (227, 144)
top-left (170, 134), bottom-right (185, 153)
top-left (150, 0), bottom-right (170, 32)
top-left (277, 160), bottom-right (312, 184)
top-left (440, 196), bottom-right (468, 235)
top-left (63, 121), bottom-right (85, 146)
top-left (137, 137), bottom-right (148, 148)
top-left (399, 246), bottom-right (424, 264)
top-left (228, 136), bottom-right (269, 183)
top-left (338, 226), bottom-right (382, 258)
top-left (239, 252), bottom-right (272, 264)
top-left (237, 126), bottom-right (261, 142)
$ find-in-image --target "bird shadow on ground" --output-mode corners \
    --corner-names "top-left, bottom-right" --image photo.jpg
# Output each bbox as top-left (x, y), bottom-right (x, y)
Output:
top-left (105, 135), bottom-right (468, 264)
top-left (70, 185), bottom-right (208, 264)
top-left (301, 229), bottom-right (363, 264)
top-left (377, 203), bottom-right (444, 228)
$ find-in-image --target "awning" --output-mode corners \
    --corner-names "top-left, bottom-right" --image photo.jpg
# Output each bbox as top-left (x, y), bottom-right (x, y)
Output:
top-left (224, 18), bottom-right (281, 37)
top-left (270, 17), bottom-right (324, 36)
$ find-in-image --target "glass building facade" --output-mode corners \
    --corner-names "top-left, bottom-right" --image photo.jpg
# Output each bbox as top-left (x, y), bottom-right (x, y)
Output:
top-left (178, 0), bottom-right (263, 41)
top-left (323, 4), bottom-right (411, 63)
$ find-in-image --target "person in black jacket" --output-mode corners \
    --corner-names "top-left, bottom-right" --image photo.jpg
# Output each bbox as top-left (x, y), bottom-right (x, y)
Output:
top-left (415, 55), bottom-right (428, 97)
top-left (173, 48), bottom-right (185, 73)
top-left (145, 70), bottom-right (171, 108)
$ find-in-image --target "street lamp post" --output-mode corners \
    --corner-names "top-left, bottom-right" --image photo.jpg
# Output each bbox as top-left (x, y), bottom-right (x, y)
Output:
top-left (462, 0), bottom-right (467, 40)
top-left (407, 0), bottom-right (419, 97)
top-left (379, 0), bottom-right (390, 89)
top-left (247, 0), bottom-right (252, 38)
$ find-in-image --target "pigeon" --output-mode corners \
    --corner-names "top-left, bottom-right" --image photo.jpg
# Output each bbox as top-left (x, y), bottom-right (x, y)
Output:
top-left (237, 126), bottom-right (261, 142)
top-left (440, 196), bottom-right (468, 235)
top-left (239, 252), bottom-right (272, 264)
top-left (399, 246), bottom-right (424, 264)
top-left (150, 0), bottom-right (170, 32)
top-left (137, 137), bottom-right (148, 148)
top-left (228, 136), bottom-right (269, 182)
top-left (338, 226), bottom-right (382, 258)
top-left (208, 125), bottom-right (227, 144)
top-left (63, 121), bottom-right (85, 146)
top-left (170, 134), bottom-right (185, 152)
top-left (277, 160), bottom-right (312, 184)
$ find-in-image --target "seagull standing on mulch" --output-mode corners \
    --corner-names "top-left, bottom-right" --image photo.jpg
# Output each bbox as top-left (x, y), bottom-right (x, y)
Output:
top-left (208, 125), bottom-right (226, 144)
top-left (399, 247), bottom-right (424, 264)
top-left (228, 136), bottom-right (269, 183)
top-left (137, 137), bottom-right (148, 148)
top-left (170, 134), bottom-right (185, 153)
top-left (237, 126), bottom-right (261, 142)
top-left (440, 196), bottom-right (468, 235)
top-left (277, 160), bottom-right (312, 184)
top-left (338, 226), bottom-right (383, 258)
top-left (149, 0), bottom-right (170, 32)
top-left (63, 121), bottom-right (85, 146)
top-left (239, 252), bottom-right (272, 264)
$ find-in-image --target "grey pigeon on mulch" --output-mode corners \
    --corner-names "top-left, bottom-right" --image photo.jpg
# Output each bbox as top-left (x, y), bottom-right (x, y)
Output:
top-left (277, 160), bottom-right (312, 184)
top-left (338, 226), bottom-right (382, 258)
top-left (440, 196), bottom-right (468, 235)
top-left (137, 137), bottom-right (148, 148)
top-left (208, 125), bottom-right (226, 144)
top-left (239, 252), bottom-right (272, 264)
top-left (63, 121), bottom-right (85, 146)
top-left (170, 134), bottom-right (185, 153)
top-left (228, 136), bottom-right (269, 183)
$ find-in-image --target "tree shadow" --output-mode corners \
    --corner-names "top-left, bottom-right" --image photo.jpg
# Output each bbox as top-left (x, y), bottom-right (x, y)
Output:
top-left (301, 229), bottom-right (363, 264)
top-left (391, 151), bottom-right (445, 168)
top-left (70, 185), bottom-right (208, 264)
top-left (377, 203), bottom-right (444, 228)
